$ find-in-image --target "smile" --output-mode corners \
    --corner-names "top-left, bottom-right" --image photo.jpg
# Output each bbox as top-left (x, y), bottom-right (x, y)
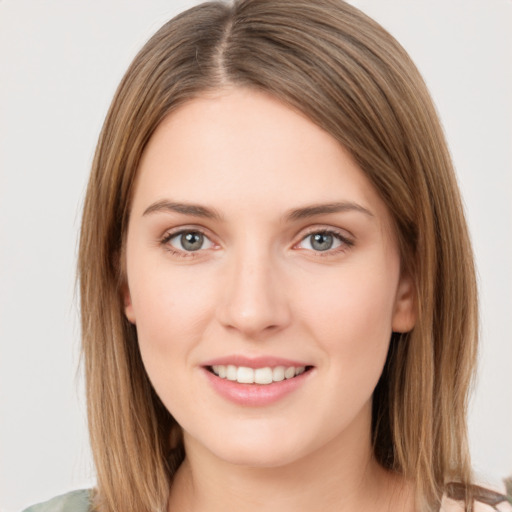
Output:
top-left (209, 365), bottom-right (308, 384)
top-left (203, 362), bottom-right (314, 406)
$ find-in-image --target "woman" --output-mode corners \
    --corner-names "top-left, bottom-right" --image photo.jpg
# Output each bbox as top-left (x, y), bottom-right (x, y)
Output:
top-left (22, 0), bottom-right (511, 511)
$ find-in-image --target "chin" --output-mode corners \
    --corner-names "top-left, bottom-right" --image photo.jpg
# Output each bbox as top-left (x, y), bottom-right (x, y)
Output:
top-left (214, 444), bottom-right (302, 469)
top-left (187, 426), bottom-right (308, 469)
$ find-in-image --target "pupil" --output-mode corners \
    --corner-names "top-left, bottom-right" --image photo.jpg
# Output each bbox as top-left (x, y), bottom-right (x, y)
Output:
top-left (182, 232), bottom-right (203, 251)
top-left (311, 233), bottom-right (333, 251)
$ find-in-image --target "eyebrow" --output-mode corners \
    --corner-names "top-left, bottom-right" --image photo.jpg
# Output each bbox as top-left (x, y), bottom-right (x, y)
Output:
top-left (143, 200), bottom-right (224, 221)
top-left (284, 201), bottom-right (374, 221)
top-left (142, 200), bottom-right (373, 222)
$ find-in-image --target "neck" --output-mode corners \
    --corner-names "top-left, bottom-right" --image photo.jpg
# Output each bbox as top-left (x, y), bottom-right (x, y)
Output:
top-left (167, 408), bottom-right (414, 512)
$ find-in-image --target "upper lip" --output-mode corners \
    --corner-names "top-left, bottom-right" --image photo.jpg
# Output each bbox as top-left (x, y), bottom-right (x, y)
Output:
top-left (201, 355), bottom-right (311, 369)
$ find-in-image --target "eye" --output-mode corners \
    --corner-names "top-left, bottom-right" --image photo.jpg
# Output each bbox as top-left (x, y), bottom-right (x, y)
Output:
top-left (162, 229), bottom-right (215, 255)
top-left (297, 229), bottom-right (353, 255)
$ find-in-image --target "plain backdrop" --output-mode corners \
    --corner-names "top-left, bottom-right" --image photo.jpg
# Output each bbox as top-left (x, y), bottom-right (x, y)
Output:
top-left (1, 1), bottom-right (511, 511)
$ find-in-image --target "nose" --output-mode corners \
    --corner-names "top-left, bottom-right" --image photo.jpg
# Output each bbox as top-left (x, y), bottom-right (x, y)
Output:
top-left (216, 244), bottom-right (291, 339)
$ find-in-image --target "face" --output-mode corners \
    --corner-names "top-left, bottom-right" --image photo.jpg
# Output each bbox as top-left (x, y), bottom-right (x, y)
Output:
top-left (123, 88), bottom-right (415, 468)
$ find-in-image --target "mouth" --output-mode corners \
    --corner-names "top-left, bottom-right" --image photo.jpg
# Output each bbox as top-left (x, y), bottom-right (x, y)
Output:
top-left (206, 364), bottom-right (314, 385)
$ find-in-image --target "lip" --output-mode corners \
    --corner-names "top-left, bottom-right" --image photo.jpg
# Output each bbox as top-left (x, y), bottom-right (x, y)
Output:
top-left (202, 355), bottom-right (310, 368)
top-left (200, 356), bottom-right (314, 407)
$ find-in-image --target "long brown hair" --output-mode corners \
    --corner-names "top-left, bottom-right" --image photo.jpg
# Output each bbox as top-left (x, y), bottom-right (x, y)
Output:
top-left (78, 1), bottom-right (478, 510)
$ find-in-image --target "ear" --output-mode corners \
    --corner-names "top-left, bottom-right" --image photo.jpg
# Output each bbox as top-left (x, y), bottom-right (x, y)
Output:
top-left (122, 283), bottom-right (136, 324)
top-left (392, 272), bottom-right (416, 333)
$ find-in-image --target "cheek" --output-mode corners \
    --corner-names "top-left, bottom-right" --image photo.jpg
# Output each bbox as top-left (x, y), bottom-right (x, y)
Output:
top-left (128, 262), bottom-right (217, 360)
top-left (296, 259), bottom-right (399, 364)
top-left (128, 267), bottom-right (219, 419)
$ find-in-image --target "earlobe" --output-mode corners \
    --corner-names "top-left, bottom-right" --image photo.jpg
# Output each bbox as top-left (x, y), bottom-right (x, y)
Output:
top-left (392, 273), bottom-right (416, 333)
top-left (122, 284), bottom-right (136, 324)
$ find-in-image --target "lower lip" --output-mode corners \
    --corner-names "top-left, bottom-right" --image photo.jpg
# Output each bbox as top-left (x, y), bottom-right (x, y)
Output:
top-left (202, 367), bottom-right (313, 407)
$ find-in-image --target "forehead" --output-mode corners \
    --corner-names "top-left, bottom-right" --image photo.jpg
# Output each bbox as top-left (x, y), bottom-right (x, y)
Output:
top-left (132, 87), bottom-right (389, 224)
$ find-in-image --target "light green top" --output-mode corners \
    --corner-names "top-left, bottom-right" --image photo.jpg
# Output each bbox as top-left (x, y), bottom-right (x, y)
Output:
top-left (22, 485), bottom-right (512, 512)
top-left (22, 490), bottom-right (91, 512)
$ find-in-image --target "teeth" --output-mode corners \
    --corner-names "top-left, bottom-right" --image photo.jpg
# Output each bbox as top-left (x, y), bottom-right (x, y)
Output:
top-left (212, 365), bottom-right (227, 378)
top-left (210, 365), bottom-right (307, 384)
top-left (237, 366), bottom-right (254, 384)
top-left (284, 366), bottom-right (295, 379)
top-left (254, 367), bottom-right (273, 384)
top-left (226, 365), bottom-right (237, 381)
top-left (272, 366), bottom-right (285, 382)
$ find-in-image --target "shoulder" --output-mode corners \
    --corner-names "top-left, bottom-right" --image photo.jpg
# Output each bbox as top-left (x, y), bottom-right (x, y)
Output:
top-left (22, 490), bottom-right (92, 512)
top-left (441, 479), bottom-right (512, 512)
top-left (441, 498), bottom-right (512, 512)
top-left (441, 499), bottom-right (512, 512)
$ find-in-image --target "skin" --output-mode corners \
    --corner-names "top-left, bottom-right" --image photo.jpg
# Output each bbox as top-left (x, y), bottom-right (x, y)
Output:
top-left (123, 87), bottom-right (416, 512)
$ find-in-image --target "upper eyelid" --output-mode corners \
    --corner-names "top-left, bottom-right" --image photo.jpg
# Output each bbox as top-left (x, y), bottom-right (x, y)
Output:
top-left (299, 225), bottom-right (353, 237)
top-left (161, 225), bottom-right (213, 239)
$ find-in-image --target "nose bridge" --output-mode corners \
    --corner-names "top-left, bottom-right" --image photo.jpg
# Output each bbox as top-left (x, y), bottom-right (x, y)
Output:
top-left (217, 235), bottom-right (290, 337)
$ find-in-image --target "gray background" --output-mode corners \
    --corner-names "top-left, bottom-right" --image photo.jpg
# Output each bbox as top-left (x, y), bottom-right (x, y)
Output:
top-left (1, 1), bottom-right (511, 511)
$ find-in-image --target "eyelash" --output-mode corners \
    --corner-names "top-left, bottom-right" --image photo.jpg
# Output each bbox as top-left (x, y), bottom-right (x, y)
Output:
top-left (159, 227), bottom-right (354, 259)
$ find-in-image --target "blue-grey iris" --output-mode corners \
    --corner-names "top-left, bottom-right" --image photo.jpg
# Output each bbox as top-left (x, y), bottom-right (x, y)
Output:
top-left (311, 232), bottom-right (333, 251)
top-left (181, 232), bottom-right (203, 251)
